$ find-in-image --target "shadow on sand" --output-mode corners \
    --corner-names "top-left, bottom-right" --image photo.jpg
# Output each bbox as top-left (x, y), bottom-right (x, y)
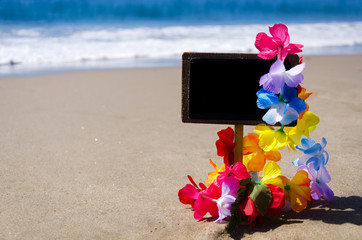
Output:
top-left (228, 195), bottom-right (362, 240)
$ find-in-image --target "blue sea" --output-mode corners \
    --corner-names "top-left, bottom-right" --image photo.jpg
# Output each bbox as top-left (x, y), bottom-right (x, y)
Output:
top-left (1, 0), bottom-right (362, 77)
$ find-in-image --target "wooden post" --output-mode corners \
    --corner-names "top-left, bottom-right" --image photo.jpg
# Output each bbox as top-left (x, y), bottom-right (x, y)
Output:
top-left (234, 124), bottom-right (244, 163)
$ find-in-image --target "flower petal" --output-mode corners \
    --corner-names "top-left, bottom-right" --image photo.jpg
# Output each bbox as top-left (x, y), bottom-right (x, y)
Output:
top-left (266, 184), bottom-right (285, 215)
top-left (269, 23), bottom-right (289, 45)
top-left (255, 32), bottom-right (277, 51)
top-left (247, 152), bottom-right (265, 172)
top-left (258, 130), bottom-right (278, 152)
top-left (321, 137), bottom-right (328, 149)
top-left (292, 154), bottom-right (310, 166)
top-left (260, 60), bottom-right (287, 94)
top-left (287, 43), bottom-right (304, 54)
top-left (300, 112), bottom-right (320, 136)
top-left (306, 156), bottom-right (322, 171)
top-left (257, 89), bottom-right (279, 109)
top-left (263, 161), bottom-right (281, 180)
top-left (263, 105), bottom-right (285, 125)
top-left (299, 138), bottom-right (315, 150)
top-left (292, 170), bottom-right (311, 186)
top-left (262, 161), bottom-right (283, 188)
top-left (310, 181), bottom-right (321, 200)
top-left (261, 75), bottom-right (285, 94)
top-left (280, 105), bottom-right (299, 125)
top-left (269, 59), bottom-right (286, 74)
top-left (288, 97), bottom-right (307, 113)
top-left (289, 190), bottom-right (309, 213)
top-left (181, 184), bottom-right (200, 201)
top-left (222, 176), bottom-right (239, 196)
top-left (318, 182), bottom-right (334, 201)
top-left (287, 62), bottom-right (305, 76)
top-left (304, 143), bottom-right (322, 155)
top-left (318, 166), bottom-right (331, 183)
top-left (323, 150), bottom-right (329, 166)
top-left (264, 150), bottom-right (281, 162)
top-left (254, 124), bottom-right (274, 134)
top-left (285, 72), bottom-right (304, 88)
top-left (243, 133), bottom-right (260, 154)
top-left (257, 50), bottom-right (278, 60)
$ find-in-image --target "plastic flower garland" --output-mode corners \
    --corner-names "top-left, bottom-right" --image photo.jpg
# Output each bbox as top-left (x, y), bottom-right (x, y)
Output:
top-left (178, 23), bottom-right (333, 233)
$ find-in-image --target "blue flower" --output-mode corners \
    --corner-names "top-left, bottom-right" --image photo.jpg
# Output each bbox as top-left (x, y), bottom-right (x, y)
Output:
top-left (292, 137), bottom-right (329, 171)
top-left (257, 85), bottom-right (306, 125)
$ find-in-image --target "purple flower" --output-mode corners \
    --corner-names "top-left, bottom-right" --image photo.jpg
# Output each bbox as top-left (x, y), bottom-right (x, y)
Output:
top-left (257, 85), bottom-right (306, 125)
top-left (298, 165), bottom-right (334, 201)
top-left (293, 138), bottom-right (329, 171)
top-left (215, 177), bottom-right (239, 223)
top-left (260, 60), bottom-right (305, 94)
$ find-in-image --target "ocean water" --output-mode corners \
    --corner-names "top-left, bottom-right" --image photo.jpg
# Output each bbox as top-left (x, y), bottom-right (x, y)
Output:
top-left (1, 0), bottom-right (362, 77)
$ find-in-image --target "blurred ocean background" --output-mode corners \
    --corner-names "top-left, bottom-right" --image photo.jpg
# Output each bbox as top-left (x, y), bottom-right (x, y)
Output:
top-left (1, 0), bottom-right (362, 77)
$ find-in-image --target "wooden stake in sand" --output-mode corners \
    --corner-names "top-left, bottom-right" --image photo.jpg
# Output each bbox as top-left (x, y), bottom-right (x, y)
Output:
top-left (234, 125), bottom-right (244, 163)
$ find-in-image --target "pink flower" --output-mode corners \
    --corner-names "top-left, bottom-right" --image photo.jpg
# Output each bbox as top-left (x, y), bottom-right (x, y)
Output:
top-left (255, 23), bottom-right (303, 61)
top-left (178, 175), bottom-right (206, 207)
top-left (178, 175), bottom-right (221, 220)
top-left (215, 162), bottom-right (251, 190)
top-left (192, 183), bottom-right (221, 220)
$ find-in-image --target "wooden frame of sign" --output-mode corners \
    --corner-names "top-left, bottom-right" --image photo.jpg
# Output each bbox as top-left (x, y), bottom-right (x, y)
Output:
top-left (182, 52), bottom-right (299, 125)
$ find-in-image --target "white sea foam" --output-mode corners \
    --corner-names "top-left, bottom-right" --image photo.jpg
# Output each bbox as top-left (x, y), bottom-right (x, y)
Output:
top-left (1, 21), bottom-right (362, 75)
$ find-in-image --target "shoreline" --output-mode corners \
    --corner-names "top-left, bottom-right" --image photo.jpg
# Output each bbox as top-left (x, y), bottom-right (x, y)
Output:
top-left (1, 52), bottom-right (362, 79)
top-left (0, 55), bottom-right (361, 239)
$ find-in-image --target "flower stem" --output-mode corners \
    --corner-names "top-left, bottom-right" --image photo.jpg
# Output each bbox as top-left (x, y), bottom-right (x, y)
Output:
top-left (276, 125), bottom-right (285, 133)
top-left (279, 94), bottom-right (284, 103)
top-left (201, 194), bottom-right (218, 203)
top-left (277, 46), bottom-right (283, 61)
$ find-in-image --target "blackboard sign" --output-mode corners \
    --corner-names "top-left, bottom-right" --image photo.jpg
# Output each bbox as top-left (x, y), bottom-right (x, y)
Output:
top-left (182, 52), bottom-right (299, 125)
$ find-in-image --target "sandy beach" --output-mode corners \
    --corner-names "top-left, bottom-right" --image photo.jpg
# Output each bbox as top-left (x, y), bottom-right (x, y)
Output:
top-left (0, 55), bottom-right (361, 239)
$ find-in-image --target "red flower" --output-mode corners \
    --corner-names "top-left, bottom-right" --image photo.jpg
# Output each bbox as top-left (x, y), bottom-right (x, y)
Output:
top-left (237, 183), bottom-right (285, 224)
top-left (266, 184), bottom-right (285, 216)
top-left (238, 197), bottom-right (263, 225)
top-left (178, 175), bottom-right (221, 220)
top-left (216, 127), bottom-right (235, 166)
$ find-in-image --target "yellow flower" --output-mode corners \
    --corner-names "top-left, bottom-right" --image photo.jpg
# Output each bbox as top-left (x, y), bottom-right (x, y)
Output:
top-left (242, 133), bottom-right (281, 172)
top-left (260, 161), bottom-right (283, 188)
top-left (255, 111), bottom-right (320, 152)
top-left (284, 111), bottom-right (320, 145)
top-left (280, 170), bottom-right (311, 213)
top-left (255, 124), bottom-right (292, 151)
top-left (206, 159), bottom-right (225, 187)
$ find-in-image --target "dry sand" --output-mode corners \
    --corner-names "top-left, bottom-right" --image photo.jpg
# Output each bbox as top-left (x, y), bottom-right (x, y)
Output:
top-left (0, 55), bottom-right (361, 239)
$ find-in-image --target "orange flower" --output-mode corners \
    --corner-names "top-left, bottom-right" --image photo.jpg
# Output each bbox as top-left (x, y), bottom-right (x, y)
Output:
top-left (242, 133), bottom-right (281, 172)
top-left (298, 86), bottom-right (312, 119)
top-left (206, 159), bottom-right (225, 187)
top-left (280, 170), bottom-right (311, 212)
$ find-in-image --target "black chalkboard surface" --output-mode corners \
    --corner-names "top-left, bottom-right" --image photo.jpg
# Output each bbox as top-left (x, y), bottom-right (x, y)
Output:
top-left (182, 53), bottom-right (299, 125)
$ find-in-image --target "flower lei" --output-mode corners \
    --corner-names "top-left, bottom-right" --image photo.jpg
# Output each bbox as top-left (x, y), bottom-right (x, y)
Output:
top-left (178, 23), bottom-right (333, 233)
